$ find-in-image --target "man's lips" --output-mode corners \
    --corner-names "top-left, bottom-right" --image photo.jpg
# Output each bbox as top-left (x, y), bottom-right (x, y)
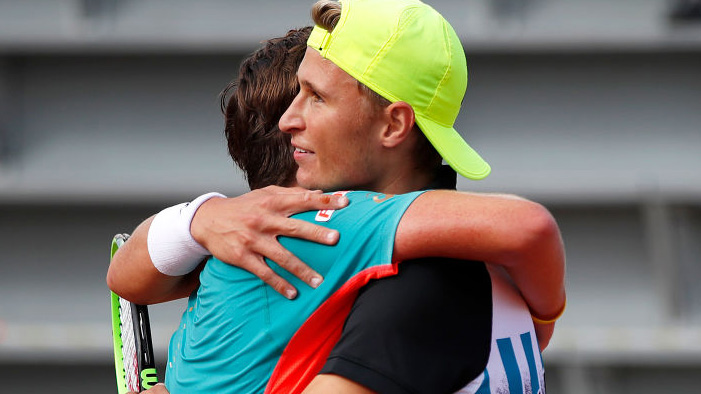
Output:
top-left (293, 146), bottom-right (315, 161)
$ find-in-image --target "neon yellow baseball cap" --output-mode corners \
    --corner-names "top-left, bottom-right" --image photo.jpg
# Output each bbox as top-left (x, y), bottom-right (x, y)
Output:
top-left (307, 0), bottom-right (490, 180)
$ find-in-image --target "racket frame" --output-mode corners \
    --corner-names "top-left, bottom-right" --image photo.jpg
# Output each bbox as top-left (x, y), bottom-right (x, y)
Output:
top-left (110, 233), bottom-right (159, 393)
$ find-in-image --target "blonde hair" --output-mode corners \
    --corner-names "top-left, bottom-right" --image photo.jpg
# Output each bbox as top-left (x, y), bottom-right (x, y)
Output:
top-left (311, 0), bottom-right (341, 31)
top-left (311, 0), bottom-right (389, 110)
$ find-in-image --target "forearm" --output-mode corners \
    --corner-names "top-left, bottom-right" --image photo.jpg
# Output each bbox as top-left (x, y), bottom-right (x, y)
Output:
top-left (106, 216), bottom-right (201, 304)
top-left (394, 190), bottom-right (566, 321)
top-left (500, 211), bottom-right (566, 321)
top-left (533, 321), bottom-right (555, 351)
top-left (106, 187), bottom-right (349, 303)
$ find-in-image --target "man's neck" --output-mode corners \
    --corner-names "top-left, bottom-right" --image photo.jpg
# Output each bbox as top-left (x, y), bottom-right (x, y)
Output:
top-left (422, 165), bottom-right (457, 191)
top-left (363, 165), bottom-right (456, 194)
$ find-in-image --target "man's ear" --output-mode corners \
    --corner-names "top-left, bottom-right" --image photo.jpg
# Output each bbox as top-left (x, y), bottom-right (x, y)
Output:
top-left (380, 101), bottom-right (415, 148)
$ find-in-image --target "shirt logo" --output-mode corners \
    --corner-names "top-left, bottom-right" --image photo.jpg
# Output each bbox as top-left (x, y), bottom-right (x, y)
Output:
top-left (372, 193), bottom-right (394, 203)
top-left (315, 191), bottom-right (349, 222)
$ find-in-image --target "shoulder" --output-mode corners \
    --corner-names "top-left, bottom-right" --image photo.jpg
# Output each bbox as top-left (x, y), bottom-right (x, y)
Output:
top-left (340, 190), bottom-right (426, 205)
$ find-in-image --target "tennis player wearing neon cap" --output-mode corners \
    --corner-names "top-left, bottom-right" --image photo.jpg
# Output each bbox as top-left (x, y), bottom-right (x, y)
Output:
top-left (111, 1), bottom-right (565, 393)
top-left (282, 2), bottom-right (510, 391)
top-left (300, 0), bottom-right (490, 184)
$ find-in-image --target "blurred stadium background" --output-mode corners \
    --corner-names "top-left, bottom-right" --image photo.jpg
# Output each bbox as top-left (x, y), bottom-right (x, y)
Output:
top-left (1, 0), bottom-right (700, 392)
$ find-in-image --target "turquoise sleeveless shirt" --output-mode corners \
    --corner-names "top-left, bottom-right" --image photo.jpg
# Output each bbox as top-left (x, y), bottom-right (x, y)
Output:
top-left (165, 191), bottom-right (424, 393)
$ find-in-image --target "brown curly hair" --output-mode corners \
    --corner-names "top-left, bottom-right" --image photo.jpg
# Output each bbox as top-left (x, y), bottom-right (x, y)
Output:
top-left (220, 27), bottom-right (312, 189)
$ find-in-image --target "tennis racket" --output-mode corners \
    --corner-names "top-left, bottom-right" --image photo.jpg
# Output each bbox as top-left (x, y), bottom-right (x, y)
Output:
top-left (110, 233), bottom-right (159, 393)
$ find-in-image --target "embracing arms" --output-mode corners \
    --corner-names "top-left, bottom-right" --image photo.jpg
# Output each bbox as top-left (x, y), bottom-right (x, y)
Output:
top-left (107, 215), bottom-right (202, 304)
top-left (394, 190), bottom-right (566, 324)
top-left (107, 187), bottom-right (566, 330)
top-left (106, 186), bottom-right (349, 304)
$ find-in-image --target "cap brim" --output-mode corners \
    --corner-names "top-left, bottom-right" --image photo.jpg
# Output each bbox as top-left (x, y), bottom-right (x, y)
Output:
top-left (415, 114), bottom-right (491, 180)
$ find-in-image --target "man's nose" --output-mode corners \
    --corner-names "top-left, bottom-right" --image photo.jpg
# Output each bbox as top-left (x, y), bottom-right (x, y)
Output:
top-left (279, 96), bottom-right (303, 134)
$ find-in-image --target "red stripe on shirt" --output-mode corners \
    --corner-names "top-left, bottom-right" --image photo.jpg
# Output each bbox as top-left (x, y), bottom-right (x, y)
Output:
top-left (265, 261), bottom-right (401, 394)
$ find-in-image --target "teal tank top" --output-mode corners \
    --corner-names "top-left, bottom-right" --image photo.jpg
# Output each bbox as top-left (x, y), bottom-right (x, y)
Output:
top-left (165, 190), bottom-right (424, 393)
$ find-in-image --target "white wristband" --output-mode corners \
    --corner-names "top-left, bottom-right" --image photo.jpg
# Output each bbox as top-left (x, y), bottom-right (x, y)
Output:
top-left (147, 192), bottom-right (226, 276)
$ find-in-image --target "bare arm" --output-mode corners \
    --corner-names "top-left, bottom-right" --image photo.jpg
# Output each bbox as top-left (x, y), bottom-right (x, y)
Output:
top-left (106, 186), bottom-right (349, 304)
top-left (394, 190), bottom-right (566, 329)
top-left (107, 216), bottom-right (200, 304)
top-left (106, 216), bottom-right (203, 304)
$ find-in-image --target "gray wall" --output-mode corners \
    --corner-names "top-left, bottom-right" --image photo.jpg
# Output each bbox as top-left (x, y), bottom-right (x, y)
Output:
top-left (1, 0), bottom-right (700, 392)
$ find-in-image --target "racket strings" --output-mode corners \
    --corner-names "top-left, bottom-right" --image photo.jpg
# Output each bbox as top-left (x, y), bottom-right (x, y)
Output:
top-left (119, 297), bottom-right (140, 392)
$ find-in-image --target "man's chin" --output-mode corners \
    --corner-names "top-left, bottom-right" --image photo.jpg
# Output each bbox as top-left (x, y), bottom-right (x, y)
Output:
top-left (296, 174), bottom-right (336, 193)
top-left (295, 172), bottom-right (321, 191)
